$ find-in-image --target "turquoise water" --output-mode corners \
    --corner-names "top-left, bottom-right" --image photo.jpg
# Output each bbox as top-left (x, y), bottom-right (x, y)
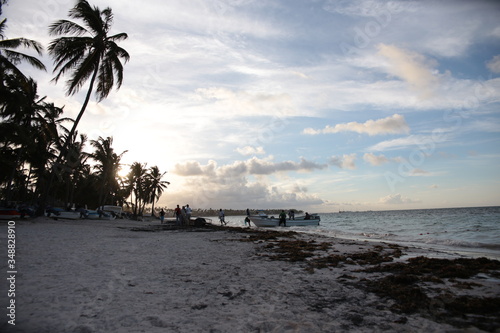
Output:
top-left (219, 206), bottom-right (500, 259)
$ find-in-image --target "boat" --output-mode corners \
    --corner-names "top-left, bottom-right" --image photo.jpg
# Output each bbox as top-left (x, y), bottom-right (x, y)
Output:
top-left (0, 208), bottom-right (21, 220)
top-left (248, 212), bottom-right (320, 227)
top-left (84, 209), bottom-right (116, 220)
top-left (46, 207), bottom-right (81, 220)
top-left (102, 205), bottom-right (122, 217)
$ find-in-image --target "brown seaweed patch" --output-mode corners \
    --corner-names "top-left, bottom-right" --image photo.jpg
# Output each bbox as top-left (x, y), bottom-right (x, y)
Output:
top-left (364, 256), bottom-right (500, 279)
top-left (308, 246), bottom-right (403, 271)
top-left (362, 256), bottom-right (500, 331)
top-left (263, 239), bottom-right (332, 262)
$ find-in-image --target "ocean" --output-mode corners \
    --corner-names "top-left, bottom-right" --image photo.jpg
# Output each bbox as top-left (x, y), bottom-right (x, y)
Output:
top-left (220, 206), bottom-right (500, 260)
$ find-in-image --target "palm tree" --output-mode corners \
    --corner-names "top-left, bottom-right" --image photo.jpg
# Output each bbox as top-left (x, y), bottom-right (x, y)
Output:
top-left (127, 162), bottom-right (147, 217)
top-left (48, 0), bottom-right (129, 146)
top-left (0, 77), bottom-right (65, 203)
top-left (145, 166), bottom-right (170, 216)
top-left (0, 18), bottom-right (46, 86)
top-left (89, 136), bottom-right (126, 206)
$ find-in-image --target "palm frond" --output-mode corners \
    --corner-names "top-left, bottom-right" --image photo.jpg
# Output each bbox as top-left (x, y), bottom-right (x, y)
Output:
top-left (49, 19), bottom-right (88, 36)
top-left (2, 49), bottom-right (46, 70)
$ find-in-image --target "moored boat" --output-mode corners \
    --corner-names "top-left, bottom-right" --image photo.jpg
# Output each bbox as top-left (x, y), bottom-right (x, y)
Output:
top-left (46, 207), bottom-right (81, 220)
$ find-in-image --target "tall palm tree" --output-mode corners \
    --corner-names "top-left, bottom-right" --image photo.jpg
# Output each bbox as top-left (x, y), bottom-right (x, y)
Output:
top-left (0, 18), bottom-right (46, 86)
top-left (145, 166), bottom-right (169, 216)
top-left (48, 0), bottom-right (129, 149)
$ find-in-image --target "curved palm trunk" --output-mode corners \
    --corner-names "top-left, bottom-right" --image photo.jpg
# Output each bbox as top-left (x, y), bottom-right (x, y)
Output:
top-left (67, 63), bottom-right (100, 149)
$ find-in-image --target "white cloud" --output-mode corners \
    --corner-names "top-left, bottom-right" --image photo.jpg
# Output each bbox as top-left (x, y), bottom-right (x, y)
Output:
top-left (363, 153), bottom-right (389, 166)
top-left (194, 87), bottom-right (297, 117)
top-left (410, 168), bottom-right (430, 176)
top-left (486, 55), bottom-right (500, 74)
top-left (379, 193), bottom-right (420, 205)
top-left (172, 157), bottom-right (327, 178)
top-left (368, 133), bottom-right (450, 152)
top-left (304, 114), bottom-right (410, 136)
top-left (172, 160), bottom-right (217, 177)
top-left (236, 146), bottom-right (266, 156)
top-left (377, 44), bottom-right (439, 99)
top-left (329, 154), bottom-right (357, 170)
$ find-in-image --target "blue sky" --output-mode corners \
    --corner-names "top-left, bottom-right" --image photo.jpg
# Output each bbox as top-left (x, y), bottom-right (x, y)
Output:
top-left (4, 0), bottom-right (500, 212)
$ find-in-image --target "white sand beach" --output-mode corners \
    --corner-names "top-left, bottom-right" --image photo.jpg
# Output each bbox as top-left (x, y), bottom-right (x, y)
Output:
top-left (1, 217), bottom-right (499, 332)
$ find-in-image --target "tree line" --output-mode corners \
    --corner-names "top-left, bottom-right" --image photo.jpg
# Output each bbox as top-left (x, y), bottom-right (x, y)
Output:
top-left (0, 0), bottom-right (169, 216)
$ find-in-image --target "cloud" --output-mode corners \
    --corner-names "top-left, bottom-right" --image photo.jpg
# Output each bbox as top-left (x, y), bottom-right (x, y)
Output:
top-left (172, 160), bottom-right (217, 176)
top-left (248, 157), bottom-right (327, 175)
top-left (379, 193), bottom-right (420, 204)
top-left (410, 168), bottom-right (430, 176)
top-left (377, 44), bottom-right (439, 99)
top-left (486, 55), bottom-right (500, 74)
top-left (174, 175), bottom-right (325, 210)
top-left (169, 158), bottom-right (326, 210)
top-left (363, 152), bottom-right (389, 166)
top-left (236, 146), bottom-right (266, 156)
top-left (303, 114), bottom-right (410, 136)
top-left (329, 154), bottom-right (357, 170)
top-left (195, 87), bottom-right (297, 117)
top-left (172, 157), bottom-right (327, 178)
top-left (368, 133), bottom-right (450, 152)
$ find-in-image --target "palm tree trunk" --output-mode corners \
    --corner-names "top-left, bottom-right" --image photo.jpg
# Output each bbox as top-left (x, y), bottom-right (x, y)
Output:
top-left (67, 64), bottom-right (99, 152)
top-left (150, 188), bottom-right (157, 216)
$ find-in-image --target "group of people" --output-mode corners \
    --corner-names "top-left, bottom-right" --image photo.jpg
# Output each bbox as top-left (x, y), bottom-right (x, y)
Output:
top-left (157, 207), bottom-right (303, 227)
top-left (157, 206), bottom-right (228, 226)
top-left (159, 204), bottom-right (192, 225)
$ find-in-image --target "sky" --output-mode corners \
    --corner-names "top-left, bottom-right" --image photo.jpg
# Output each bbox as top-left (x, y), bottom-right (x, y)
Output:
top-left (3, 0), bottom-right (500, 212)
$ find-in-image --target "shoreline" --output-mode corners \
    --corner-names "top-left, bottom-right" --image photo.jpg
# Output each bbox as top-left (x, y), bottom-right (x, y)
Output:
top-left (1, 217), bottom-right (499, 332)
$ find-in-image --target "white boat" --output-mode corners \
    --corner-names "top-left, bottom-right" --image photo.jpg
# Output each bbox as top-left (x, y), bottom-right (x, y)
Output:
top-left (102, 205), bottom-right (122, 217)
top-left (46, 208), bottom-right (81, 220)
top-left (249, 213), bottom-right (320, 227)
top-left (84, 209), bottom-right (116, 220)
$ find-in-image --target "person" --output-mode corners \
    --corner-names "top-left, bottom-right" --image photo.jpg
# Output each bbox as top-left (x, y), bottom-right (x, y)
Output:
top-left (174, 205), bottom-right (182, 225)
top-left (288, 209), bottom-right (295, 220)
top-left (244, 216), bottom-right (251, 227)
top-left (160, 209), bottom-right (165, 224)
top-left (279, 210), bottom-right (287, 227)
top-left (304, 212), bottom-right (310, 220)
top-left (219, 209), bottom-right (226, 225)
top-left (246, 208), bottom-right (250, 216)
top-left (181, 206), bottom-right (188, 225)
top-left (185, 204), bottom-right (192, 224)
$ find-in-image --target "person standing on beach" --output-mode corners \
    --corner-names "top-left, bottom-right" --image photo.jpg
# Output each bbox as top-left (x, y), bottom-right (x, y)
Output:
top-left (279, 210), bottom-right (287, 227)
top-left (185, 204), bottom-right (192, 225)
top-left (219, 209), bottom-right (226, 225)
top-left (181, 206), bottom-right (188, 225)
top-left (174, 205), bottom-right (181, 225)
top-left (160, 209), bottom-right (165, 224)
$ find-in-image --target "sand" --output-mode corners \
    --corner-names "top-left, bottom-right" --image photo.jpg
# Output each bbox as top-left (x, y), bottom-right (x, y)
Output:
top-left (1, 217), bottom-right (499, 332)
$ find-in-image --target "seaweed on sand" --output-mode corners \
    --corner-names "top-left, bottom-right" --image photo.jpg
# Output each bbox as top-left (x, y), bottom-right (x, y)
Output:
top-left (361, 256), bottom-right (500, 331)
